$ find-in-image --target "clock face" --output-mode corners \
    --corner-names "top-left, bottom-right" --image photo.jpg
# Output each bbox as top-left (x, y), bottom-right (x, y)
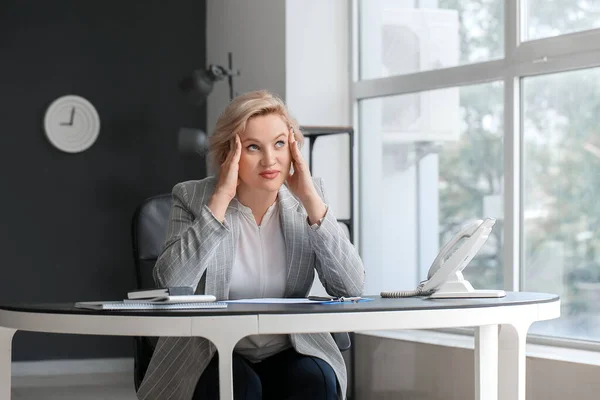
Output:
top-left (43, 95), bottom-right (100, 153)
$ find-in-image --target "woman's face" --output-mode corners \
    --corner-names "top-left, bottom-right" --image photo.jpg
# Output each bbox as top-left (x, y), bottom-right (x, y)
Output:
top-left (237, 113), bottom-right (292, 194)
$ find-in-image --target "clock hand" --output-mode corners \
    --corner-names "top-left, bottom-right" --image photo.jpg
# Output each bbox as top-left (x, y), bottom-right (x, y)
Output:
top-left (59, 107), bottom-right (75, 126)
top-left (68, 107), bottom-right (75, 126)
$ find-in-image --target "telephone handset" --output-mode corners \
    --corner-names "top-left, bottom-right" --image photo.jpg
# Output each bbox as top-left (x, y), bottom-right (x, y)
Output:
top-left (381, 218), bottom-right (506, 299)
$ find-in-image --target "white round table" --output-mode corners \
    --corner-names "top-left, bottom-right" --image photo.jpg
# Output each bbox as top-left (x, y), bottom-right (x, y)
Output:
top-left (0, 292), bottom-right (560, 400)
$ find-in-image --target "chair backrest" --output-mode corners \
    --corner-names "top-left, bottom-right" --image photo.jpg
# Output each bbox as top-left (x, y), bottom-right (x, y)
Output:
top-left (130, 194), bottom-right (173, 391)
top-left (131, 194), bottom-right (173, 290)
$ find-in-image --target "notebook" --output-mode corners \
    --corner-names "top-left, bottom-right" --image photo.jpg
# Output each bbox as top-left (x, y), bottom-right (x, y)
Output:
top-left (127, 286), bottom-right (194, 300)
top-left (123, 295), bottom-right (217, 304)
top-left (74, 301), bottom-right (228, 311)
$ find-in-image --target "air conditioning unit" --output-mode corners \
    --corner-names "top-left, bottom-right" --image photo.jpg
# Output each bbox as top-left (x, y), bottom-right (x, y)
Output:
top-left (378, 7), bottom-right (460, 143)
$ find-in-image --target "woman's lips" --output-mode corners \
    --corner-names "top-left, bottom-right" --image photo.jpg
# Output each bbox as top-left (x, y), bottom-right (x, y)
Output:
top-left (259, 171), bottom-right (280, 179)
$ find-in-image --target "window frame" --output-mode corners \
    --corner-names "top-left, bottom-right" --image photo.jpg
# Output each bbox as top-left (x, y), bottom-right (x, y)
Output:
top-left (351, 0), bottom-right (600, 350)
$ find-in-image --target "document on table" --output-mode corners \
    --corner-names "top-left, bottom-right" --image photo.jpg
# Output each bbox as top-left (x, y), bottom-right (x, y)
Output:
top-left (224, 297), bottom-right (369, 304)
top-left (224, 298), bottom-right (325, 304)
top-left (74, 301), bottom-right (228, 310)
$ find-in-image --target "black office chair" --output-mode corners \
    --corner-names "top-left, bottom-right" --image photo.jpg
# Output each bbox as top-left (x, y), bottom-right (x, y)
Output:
top-left (131, 194), bottom-right (172, 391)
top-left (130, 193), bottom-right (351, 390)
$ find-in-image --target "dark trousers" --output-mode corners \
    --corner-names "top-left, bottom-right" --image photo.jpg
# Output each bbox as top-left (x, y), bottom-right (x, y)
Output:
top-left (193, 348), bottom-right (339, 400)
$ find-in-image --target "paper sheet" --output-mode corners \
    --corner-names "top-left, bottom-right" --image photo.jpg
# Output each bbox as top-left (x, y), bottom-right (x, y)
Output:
top-left (224, 298), bottom-right (326, 304)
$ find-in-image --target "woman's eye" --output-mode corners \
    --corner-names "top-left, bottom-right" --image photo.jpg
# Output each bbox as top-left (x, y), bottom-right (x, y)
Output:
top-left (247, 144), bottom-right (259, 151)
top-left (275, 140), bottom-right (286, 148)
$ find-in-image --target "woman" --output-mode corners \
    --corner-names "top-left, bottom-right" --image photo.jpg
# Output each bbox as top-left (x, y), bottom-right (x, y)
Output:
top-left (137, 90), bottom-right (364, 400)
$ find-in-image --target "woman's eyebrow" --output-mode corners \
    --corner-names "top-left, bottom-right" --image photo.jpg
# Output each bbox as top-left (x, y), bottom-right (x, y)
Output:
top-left (242, 133), bottom-right (287, 143)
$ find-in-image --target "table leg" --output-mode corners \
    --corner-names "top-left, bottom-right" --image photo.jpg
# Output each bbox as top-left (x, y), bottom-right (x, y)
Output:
top-left (498, 323), bottom-right (529, 400)
top-left (194, 316), bottom-right (257, 400)
top-left (217, 344), bottom-right (235, 400)
top-left (0, 327), bottom-right (16, 400)
top-left (475, 325), bottom-right (498, 400)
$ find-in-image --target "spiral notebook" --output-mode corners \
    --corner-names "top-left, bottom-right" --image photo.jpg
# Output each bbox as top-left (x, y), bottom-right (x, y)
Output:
top-left (75, 301), bottom-right (228, 311)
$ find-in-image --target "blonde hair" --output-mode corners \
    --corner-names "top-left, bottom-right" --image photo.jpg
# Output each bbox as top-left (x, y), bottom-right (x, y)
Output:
top-left (209, 90), bottom-right (304, 171)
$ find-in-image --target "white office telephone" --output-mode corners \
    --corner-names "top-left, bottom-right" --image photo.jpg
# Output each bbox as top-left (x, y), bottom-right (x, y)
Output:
top-left (381, 218), bottom-right (506, 299)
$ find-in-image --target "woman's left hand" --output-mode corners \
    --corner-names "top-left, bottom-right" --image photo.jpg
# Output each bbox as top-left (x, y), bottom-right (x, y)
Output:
top-left (286, 128), bottom-right (316, 202)
top-left (287, 129), bottom-right (327, 225)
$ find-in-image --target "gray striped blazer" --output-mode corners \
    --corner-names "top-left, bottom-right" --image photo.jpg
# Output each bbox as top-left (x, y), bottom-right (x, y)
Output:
top-left (136, 176), bottom-right (365, 400)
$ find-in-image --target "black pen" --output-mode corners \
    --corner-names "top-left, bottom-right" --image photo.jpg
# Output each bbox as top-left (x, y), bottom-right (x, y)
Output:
top-left (308, 296), bottom-right (362, 302)
top-left (308, 296), bottom-right (336, 301)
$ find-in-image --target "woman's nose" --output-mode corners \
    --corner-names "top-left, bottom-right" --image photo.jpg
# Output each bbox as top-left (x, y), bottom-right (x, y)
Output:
top-left (261, 150), bottom-right (276, 166)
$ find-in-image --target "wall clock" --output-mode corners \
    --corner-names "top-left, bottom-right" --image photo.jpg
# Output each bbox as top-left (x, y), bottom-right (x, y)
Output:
top-left (43, 95), bottom-right (100, 153)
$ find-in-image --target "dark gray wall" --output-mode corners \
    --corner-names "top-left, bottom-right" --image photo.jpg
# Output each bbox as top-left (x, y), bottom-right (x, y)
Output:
top-left (1, 0), bottom-right (207, 361)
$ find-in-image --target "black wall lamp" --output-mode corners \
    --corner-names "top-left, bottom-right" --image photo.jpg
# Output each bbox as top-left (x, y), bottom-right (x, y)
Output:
top-left (178, 52), bottom-right (240, 155)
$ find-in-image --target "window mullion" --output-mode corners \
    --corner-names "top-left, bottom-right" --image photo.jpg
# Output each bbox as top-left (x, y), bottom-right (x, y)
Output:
top-left (503, 76), bottom-right (521, 292)
top-left (501, 0), bottom-right (522, 293)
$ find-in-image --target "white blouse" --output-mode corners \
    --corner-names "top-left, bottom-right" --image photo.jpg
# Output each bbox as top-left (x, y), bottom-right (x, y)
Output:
top-left (228, 200), bottom-right (290, 362)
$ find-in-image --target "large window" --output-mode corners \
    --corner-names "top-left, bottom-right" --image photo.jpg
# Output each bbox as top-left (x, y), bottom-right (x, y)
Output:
top-left (523, 68), bottom-right (600, 341)
top-left (356, 0), bottom-right (600, 344)
top-left (360, 82), bottom-right (504, 293)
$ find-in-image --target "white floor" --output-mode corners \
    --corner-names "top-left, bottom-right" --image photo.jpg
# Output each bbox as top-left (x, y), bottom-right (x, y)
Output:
top-left (12, 373), bottom-right (137, 400)
top-left (12, 386), bottom-right (137, 400)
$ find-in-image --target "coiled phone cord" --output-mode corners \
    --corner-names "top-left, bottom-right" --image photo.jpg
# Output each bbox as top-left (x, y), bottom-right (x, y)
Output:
top-left (380, 282), bottom-right (434, 298)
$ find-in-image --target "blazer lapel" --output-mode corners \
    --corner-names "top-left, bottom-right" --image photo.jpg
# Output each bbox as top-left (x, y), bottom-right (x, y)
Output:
top-left (203, 201), bottom-right (240, 300)
top-left (279, 185), bottom-right (315, 297)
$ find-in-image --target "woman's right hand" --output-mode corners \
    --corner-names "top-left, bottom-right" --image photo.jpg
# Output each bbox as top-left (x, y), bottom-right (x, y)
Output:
top-left (208, 134), bottom-right (241, 222)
